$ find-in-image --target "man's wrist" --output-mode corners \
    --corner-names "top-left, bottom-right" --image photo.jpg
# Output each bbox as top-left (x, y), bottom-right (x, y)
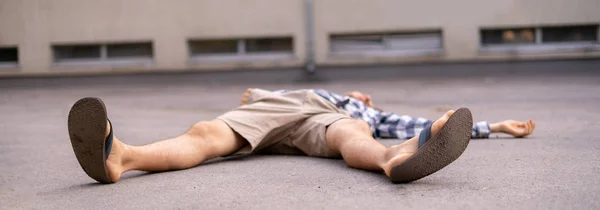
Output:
top-left (489, 123), bottom-right (502, 133)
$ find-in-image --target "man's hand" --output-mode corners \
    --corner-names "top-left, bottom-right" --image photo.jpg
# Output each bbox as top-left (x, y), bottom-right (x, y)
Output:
top-left (490, 120), bottom-right (536, 138)
top-left (346, 91), bottom-right (374, 107)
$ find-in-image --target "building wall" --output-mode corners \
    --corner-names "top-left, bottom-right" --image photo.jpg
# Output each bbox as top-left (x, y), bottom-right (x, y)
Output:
top-left (0, 0), bottom-right (599, 76)
top-left (316, 0), bottom-right (600, 65)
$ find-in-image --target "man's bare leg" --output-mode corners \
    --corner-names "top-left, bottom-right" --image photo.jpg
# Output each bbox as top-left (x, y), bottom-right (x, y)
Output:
top-left (325, 110), bottom-right (456, 177)
top-left (104, 119), bottom-right (247, 182)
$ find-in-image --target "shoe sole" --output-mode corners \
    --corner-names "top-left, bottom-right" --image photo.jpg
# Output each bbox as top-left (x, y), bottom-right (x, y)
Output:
top-left (67, 97), bottom-right (113, 184)
top-left (389, 108), bottom-right (473, 183)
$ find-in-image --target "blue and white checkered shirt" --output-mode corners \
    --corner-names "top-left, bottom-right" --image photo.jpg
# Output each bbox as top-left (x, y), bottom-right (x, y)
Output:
top-left (310, 89), bottom-right (491, 139)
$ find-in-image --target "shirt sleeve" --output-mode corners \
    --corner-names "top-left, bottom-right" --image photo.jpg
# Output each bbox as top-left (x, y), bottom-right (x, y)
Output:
top-left (472, 121), bottom-right (491, 138)
top-left (311, 89), bottom-right (346, 104)
top-left (374, 112), bottom-right (433, 139)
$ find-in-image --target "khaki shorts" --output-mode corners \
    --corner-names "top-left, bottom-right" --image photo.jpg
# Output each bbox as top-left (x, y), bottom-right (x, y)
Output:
top-left (217, 89), bottom-right (351, 158)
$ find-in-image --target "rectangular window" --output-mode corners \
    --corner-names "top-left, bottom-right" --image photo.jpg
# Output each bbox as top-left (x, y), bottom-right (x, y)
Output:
top-left (331, 34), bottom-right (386, 51)
top-left (542, 25), bottom-right (598, 43)
top-left (54, 44), bottom-right (102, 61)
top-left (385, 33), bottom-right (443, 50)
top-left (53, 42), bottom-right (154, 64)
top-left (480, 24), bottom-right (600, 53)
top-left (189, 39), bottom-right (238, 55)
top-left (188, 37), bottom-right (294, 61)
top-left (329, 30), bottom-right (443, 56)
top-left (106, 43), bottom-right (153, 58)
top-left (0, 47), bottom-right (19, 65)
top-left (246, 37), bottom-right (293, 53)
top-left (481, 28), bottom-right (536, 45)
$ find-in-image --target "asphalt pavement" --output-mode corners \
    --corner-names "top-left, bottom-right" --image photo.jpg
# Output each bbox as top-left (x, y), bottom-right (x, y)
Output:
top-left (1, 60), bottom-right (600, 209)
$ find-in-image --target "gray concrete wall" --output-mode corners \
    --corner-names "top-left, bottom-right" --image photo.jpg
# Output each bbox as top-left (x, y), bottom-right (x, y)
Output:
top-left (316, 0), bottom-right (600, 65)
top-left (0, 0), bottom-right (599, 76)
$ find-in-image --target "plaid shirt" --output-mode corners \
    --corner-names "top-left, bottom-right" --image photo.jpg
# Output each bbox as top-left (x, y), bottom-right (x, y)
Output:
top-left (310, 89), bottom-right (491, 139)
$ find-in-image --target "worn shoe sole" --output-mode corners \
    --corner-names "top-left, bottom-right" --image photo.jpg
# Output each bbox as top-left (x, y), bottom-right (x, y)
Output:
top-left (389, 108), bottom-right (473, 183)
top-left (67, 97), bottom-right (113, 184)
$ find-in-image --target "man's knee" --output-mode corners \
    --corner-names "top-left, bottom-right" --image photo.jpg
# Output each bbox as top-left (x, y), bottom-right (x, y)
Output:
top-left (186, 119), bottom-right (246, 149)
top-left (345, 119), bottom-right (370, 132)
top-left (325, 119), bottom-right (373, 152)
top-left (186, 121), bottom-right (213, 138)
top-left (328, 119), bottom-right (371, 136)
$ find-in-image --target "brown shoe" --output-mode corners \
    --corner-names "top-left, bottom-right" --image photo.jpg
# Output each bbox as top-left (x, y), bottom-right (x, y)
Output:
top-left (389, 108), bottom-right (473, 183)
top-left (67, 97), bottom-right (114, 184)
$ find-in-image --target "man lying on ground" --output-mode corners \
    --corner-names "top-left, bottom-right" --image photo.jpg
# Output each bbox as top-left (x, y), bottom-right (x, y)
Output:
top-left (68, 88), bottom-right (475, 184)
